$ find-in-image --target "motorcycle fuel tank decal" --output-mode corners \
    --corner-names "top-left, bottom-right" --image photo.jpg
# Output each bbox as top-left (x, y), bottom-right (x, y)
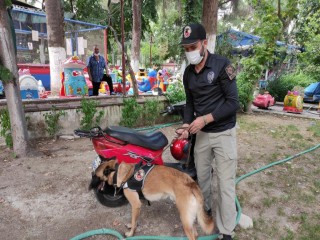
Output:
top-left (123, 151), bottom-right (142, 159)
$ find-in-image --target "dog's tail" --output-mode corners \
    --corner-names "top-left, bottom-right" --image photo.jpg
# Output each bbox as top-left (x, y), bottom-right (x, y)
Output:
top-left (191, 182), bottom-right (214, 235)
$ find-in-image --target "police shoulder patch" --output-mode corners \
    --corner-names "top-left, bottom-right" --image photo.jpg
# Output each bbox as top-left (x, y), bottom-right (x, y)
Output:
top-left (225, 65), bottom-right (236, 80)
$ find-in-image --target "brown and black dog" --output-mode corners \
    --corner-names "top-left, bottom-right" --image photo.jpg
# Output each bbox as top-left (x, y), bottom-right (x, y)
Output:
top-left (90, 159), bottom-right (214, 240)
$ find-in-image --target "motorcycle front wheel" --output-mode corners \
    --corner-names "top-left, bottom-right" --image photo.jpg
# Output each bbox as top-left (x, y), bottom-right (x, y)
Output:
top-left (94, 184), bottom-right (128, 208)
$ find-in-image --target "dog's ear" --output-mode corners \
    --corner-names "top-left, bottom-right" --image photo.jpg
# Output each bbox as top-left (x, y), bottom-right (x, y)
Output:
top-left (95, 159), bottom-right (117, 179)
top-left (117, 162), bottom-right (135, 188)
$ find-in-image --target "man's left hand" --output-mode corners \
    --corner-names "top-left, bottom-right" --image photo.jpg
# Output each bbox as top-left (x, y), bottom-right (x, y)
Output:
top-left (188, 117), bottom-right (206, 134)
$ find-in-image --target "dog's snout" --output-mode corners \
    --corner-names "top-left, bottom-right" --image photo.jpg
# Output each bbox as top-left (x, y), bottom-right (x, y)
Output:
top-left (89, 175), bottom-right (101, 190)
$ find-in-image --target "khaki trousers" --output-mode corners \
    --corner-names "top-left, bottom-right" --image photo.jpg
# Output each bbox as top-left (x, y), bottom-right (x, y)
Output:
top-left (194, 127), bottom-right (237, 235)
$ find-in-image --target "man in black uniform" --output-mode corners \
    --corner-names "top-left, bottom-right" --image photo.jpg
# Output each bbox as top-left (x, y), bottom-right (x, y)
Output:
top-left (177, 23), bottom-right (240, 240)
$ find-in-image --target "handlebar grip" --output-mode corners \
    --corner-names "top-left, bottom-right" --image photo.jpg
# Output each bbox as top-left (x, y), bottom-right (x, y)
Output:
top-left (74, 129), bottom-right (99, 138)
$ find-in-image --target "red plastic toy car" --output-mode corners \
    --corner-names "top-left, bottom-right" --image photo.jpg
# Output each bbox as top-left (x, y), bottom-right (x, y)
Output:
top-left (253, 91), bottom-right (275, 109)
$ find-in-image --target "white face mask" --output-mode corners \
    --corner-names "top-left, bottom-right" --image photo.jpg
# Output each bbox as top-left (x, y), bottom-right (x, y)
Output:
top-left (94, 53), bottom-right (100, 56)
top-left (185, 50), bottom-right (203, 65)
top-left (185, 43), bottom-right (204, 65)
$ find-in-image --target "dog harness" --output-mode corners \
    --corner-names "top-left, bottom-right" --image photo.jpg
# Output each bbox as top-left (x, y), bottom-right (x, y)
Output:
top-left (123, 163), bottom-right (154, 192)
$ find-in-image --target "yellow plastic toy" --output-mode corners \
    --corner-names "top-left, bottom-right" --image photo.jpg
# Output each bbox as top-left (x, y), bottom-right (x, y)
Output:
top-left (99, 81), bottom-right (108, 95)
top-left (283, 91), bottom-right (303, 113)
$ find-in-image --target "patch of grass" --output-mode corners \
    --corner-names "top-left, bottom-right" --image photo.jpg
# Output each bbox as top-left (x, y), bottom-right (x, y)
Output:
top-left (279, 194), bottom-right (290, 203)
top-left (260, 181), bottom-right (275, 188)
top-left (313, 167), bottom-right (320, 175)
top-left (291, 133), bottom-right (303, 139)
top-left (235, 114), bottom-right (319, 240)
top-left (299, 214), bottom-right (320, 240)
top-left (245, 156), bottom-right (254, 163)
top-left (298, 192), bottom-right (316, 204)
top-left (313, 180), bottom-right (320, 190)
top-left (289, 139), bottom-right (308, 150)
top-left (288, 213), bottom-right (320, 240)
top-left (281, 229), bottom-right (294, 240)
top-left (253, 217), bottom-right (281, 238)
top-left (268, 151), bottom-right (281, 162)
top-left (277, 207), bottom-right (286, 217)
top-left (262, 196), bottom-right (278, 208)
top-left (271, 124), bottom-right (300, 139)
top-left (237, 116), bottom-right (260, 131)
top-left (307, 121), bottom-right (320, 137)
top-left (237, 190), bottom-right (252, 204)
top-left (289, 212), bottom-right (308, 223)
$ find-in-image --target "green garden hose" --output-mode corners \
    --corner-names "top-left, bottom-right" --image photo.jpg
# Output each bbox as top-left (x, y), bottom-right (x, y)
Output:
top-left (135, 122), bottom-right (182, 132)
top-left (70, 126), bottom-right (320, 240)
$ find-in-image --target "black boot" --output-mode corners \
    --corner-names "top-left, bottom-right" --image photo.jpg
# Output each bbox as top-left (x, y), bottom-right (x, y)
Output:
top-left (222, 234), bottom-right (233, 240)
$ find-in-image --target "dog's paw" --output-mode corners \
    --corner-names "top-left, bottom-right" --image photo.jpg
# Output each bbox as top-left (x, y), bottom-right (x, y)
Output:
top-left (125, 223), bottom-right (132, 229)
top-left (125, 231), bottom-right (134, 237)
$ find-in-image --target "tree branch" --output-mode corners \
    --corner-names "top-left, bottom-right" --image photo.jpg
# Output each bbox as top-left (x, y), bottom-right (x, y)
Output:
top-left (108, 25), bottom-right (139, 97)
top-left (218, 0), bottom-right (232, 8)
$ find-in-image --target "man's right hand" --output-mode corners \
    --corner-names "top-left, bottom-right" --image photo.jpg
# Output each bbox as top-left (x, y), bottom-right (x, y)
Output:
top-left (175, 124), bottom-right (189, 139)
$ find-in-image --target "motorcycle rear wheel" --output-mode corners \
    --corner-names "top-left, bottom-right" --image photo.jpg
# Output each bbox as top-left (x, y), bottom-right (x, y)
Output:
top-left (94, 185), bottom-right (128, 208)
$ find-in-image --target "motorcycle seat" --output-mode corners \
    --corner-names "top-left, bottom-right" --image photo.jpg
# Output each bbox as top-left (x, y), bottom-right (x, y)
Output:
top-left (105, 126), bottom-right (169, 151)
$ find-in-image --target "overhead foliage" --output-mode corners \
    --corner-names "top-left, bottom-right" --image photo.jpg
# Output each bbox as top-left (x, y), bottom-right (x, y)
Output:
top-left (182, 0), bottom-right (202, 25)
top-left (295, 0), bottom-right (320, 80)
top-left (63, 0), bottom-right (157, 41)
top-left (236, 0), bottom-right (283, 111)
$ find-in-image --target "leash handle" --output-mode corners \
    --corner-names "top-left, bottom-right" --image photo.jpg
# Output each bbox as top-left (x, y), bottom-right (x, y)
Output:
top-left (185, 134), bottom-right (193, 168)
top-left (175, 126), bottom-right (189, 136)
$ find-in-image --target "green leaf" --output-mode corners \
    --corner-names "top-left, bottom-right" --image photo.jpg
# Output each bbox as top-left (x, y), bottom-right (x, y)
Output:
top-left (0, 65), bottom-right (13, 83)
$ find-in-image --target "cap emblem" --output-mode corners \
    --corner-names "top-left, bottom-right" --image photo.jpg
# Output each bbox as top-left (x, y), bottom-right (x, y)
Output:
top-left (184, 26), bottom-right (192, 38)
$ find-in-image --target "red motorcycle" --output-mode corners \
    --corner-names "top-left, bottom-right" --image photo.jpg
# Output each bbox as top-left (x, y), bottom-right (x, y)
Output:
top-left (74, 121), bottom-right (196, 207)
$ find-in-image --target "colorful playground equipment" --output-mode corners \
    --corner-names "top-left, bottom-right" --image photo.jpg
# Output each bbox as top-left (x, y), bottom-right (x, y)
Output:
top-left (157, 69), bottom-right (170, 92)
top-left (0, 80), bottom-right (4, 98)
top-left (252, 91), bottom-right (275, 109)
top-left (283, 91), bottom-right (303, 113)
top-left (19, 69), bottom-right (40, 100)
top-left (111, 69), bottom-right (130, 94)
top-left (60, 56), bottom-right (88, 97)
top-left (126, 68), bottom-right (170, 94)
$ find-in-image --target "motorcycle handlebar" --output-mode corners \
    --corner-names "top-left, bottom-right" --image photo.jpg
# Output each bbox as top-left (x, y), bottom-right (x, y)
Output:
top-left (74, 126), bottom-right (103, 138)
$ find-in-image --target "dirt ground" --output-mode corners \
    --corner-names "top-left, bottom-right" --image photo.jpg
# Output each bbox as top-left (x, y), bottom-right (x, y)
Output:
top-left (0, 112), bottom-right (319, 240)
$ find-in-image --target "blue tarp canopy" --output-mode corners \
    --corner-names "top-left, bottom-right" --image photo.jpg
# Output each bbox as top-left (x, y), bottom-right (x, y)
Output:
top-left (305, 82), bottom-right (320, 95)
top-left (304, 82), bottom-right (320, 102)
top-left (217, 29), bottom-right (300, 52)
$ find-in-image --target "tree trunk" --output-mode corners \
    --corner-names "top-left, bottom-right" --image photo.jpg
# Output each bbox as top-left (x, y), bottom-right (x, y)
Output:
top-left (131, 0), bottom-right (142, 73)
top-left (45, 0), bottom-right (66, 95)
top-left (109, 26), bottom-right (139, 97)
top-left (0, 3), bottom-right (29, 156)
top-left (202, 0), bottom-right (218, 53)
top-left (40, 23), bottom-right (46, 64)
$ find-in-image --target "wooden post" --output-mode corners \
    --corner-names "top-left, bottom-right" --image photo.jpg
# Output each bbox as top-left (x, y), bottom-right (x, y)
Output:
top-left (120, 0), bottom-right (126, 96)
top-left (104, 28), bottom-right (108, 61)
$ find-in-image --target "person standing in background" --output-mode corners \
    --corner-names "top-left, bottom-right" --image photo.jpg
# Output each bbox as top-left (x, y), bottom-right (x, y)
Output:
top-left (87, 45), bottom-right (109, 96)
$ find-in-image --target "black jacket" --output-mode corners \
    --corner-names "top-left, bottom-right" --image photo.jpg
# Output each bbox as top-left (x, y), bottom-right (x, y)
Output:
top-left (183, 52), bottom-right (240, 133)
